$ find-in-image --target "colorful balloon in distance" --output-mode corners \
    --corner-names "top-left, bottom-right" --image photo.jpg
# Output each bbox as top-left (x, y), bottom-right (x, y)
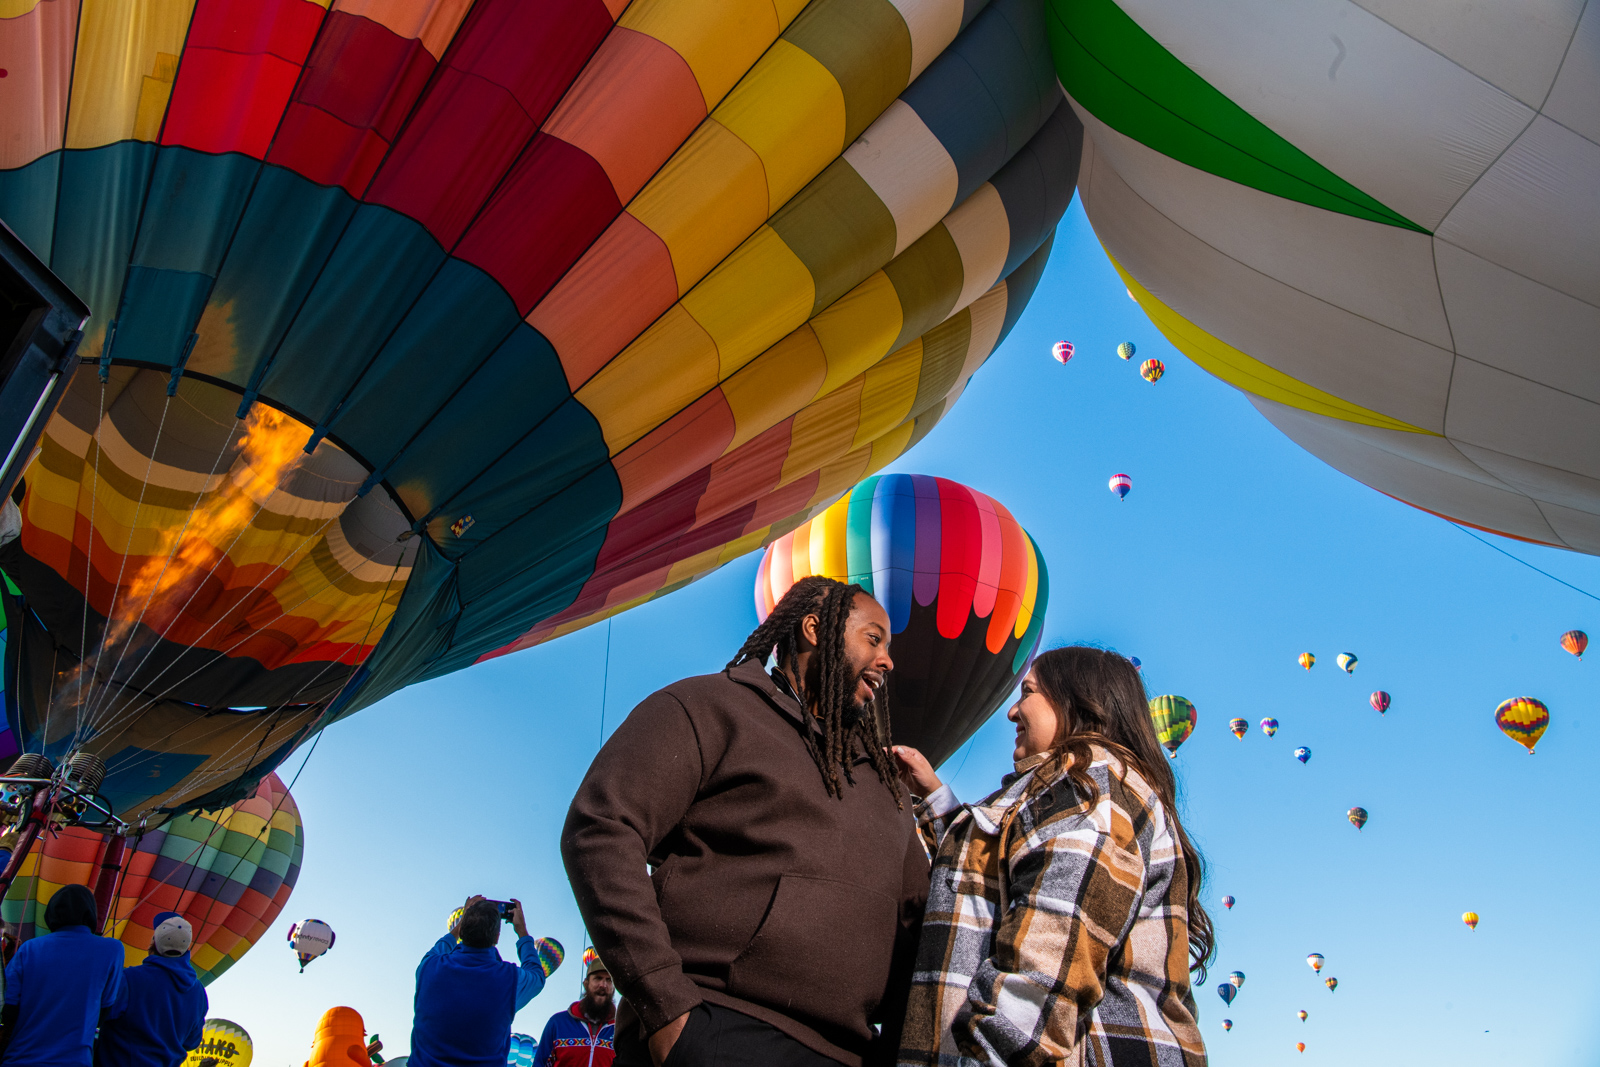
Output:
top-left (1053, 341), bottom-right (1076, 364)
top-left (1299, 653), bottom-right (1315, 670)
top-left (1495, 697), bottom-right (1550, 754)
top-left (1149, 695), bottom-right (1198, 757)
top-left (1295, 746), bottom-right (1311, 764)
top-left (1222, 1020), bottom-right (1232, 1032)
top-left (756, 475), bottom-right (1049, 767)
top-left (1221, 895), bottom-right (1235, 910)
top-left (1298, 1011), bottom-right (1308, 1023)
top-left (1306, 953), bottom-right (1324, 973)
top-left (1462, 911), bottom-right (1479, 930)
top-left (1325, 977), bottom-right (1339, 993)
top-left (1348, 806), bottom-right (1368, 831)
top-left (1260, 717), bottom-right (1279, 737)
top-left (1140, 358), bottom-right (1166, 383)
top-left (289, 920), bottom-right (335, 972)
top-left (1109, 473), bottom-right (1132, 500)
top-left (1296, 1044), bottom-right (1306, 1054)
top-left (1117, 342), bottom-right (1137, 360)
top-left (1561, 630), bottom-right (1588, 658)
top-left (1217, 983), bottom-right (1236, 1006)
top-left (1370, 691), bottom-right (1391, 714)
top-left (1229, 718), bottom-right (1248, 739)
top-left (184, 1020), bottom-right (252, 1067)
top-left (1130, 657), bottom-right (1142, 671)
top-left (1228, 972), bottom-right (1245, 989)
top-left (1337, 653), bottom-right (1358, 673)
top-left (0, 0), bottom-right (1079, 821)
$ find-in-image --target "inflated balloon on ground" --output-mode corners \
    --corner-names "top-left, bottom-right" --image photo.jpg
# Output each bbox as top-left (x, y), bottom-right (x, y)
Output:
top-left (184, 1020), bottom-right (252, 1067)
top-left (1149, 695), bottom-right (1198, 757)
top-left (1495, 697), bottom-right (1550, 754)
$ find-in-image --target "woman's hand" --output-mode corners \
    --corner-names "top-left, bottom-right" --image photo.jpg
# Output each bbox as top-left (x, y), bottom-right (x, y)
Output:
top-left (890, 746), bottom-right (942, 796)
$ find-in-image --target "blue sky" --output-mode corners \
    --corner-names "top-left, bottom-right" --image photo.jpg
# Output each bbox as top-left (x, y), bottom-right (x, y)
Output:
top-left (206, 200), bottom-right (1600, 1067)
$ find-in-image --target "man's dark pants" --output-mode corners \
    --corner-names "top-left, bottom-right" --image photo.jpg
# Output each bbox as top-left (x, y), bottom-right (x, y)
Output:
top-left (613, 1004), bottom-right (838, 1067)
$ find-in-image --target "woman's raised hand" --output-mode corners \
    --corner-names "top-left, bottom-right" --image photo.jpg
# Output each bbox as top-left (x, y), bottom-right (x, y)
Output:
top-left (890, 746), bottom-right (943, 796)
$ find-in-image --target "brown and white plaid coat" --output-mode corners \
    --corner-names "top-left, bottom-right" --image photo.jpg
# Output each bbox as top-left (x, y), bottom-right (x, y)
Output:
top-left (897, 746), bottom-right (1206, 1067)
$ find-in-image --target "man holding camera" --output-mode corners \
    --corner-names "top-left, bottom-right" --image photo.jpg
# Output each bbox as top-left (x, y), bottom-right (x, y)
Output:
top-left (409, 896), bottom-right (565, 1067)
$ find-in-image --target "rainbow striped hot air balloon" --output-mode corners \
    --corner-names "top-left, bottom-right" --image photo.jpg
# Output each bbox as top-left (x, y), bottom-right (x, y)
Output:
top-left (1228, 718), bottom-right (1248, 739)
top-left (1149, 695), bottom-right (1197, 758)
top-left (1140, 358), bottom-right (1165, 383)
top-left (1495, 697), bottom-right (1550, 754)
top-left (1117, 342), bottom-right (1136, 360)
top-left (1109, 474), bottom-right (1132, 500)
top-left (754, 474), bottom-right (1048, 767)
top-left (1053, 341), bottom-right (1076, 364)
top-left (1561, 630), bottom-right (1588, 658)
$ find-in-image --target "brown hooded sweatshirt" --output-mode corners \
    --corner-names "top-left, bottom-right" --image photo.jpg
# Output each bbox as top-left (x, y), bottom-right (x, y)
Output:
top-left (561, 659), bottom-right (929, 1066)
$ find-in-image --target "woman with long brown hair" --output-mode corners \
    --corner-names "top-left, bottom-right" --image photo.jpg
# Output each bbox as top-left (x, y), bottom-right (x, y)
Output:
top-left (892, 646), bottom-right (1211, 1066)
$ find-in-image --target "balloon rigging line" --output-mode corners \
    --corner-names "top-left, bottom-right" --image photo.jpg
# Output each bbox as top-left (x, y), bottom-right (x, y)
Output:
top-left (1450, 523), bottom-right (1600, 603)
top-left (45, 381), bottom-right (106, 757)
top-left (598, 617), bottom-right (612, 745)
top-left (949, 734), bottom-right (977, 784)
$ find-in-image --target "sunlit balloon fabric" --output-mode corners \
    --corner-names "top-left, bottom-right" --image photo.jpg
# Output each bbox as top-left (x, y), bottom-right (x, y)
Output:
top-left (754, 473), bottom-right (1048, 767)
top-left (0, 773), bottom-right (301, 984)
top-left (0, 0), bottom-right (1081, 816)
top-left (1495, 696), bottom-right (1549, 753)
top-left (1049, 0), bottom-right (1600, 552)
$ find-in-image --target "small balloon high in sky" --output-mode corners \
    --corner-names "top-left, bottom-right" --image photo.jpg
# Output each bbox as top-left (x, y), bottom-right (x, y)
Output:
top-left (1052, 340), bottom-right (1075, 364)
top-left (1109, 473), bottom-right (1132, 500)
top-left (1495, 697), bottom-right (1550, 754)
top-left (1299, 652), bottom-right (1316, 670)
top-left (1370, 691), bottom-right (1391, 714)
top-left (1260, 717), bottom-right (1279, 737)
top-left (1561, 630), bottom-right (1587, 658)
top-left (1337, 652), bottom-right (1358, 673)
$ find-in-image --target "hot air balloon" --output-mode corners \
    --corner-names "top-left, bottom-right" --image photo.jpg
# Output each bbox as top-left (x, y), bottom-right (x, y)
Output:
top-left (1139, 358), bottom-right (1165, 383)
top-left (1217, 983), bottom-right (1236, 1006)
top-left (1348, 806), bottom-right (1368, 831)
top-left (289, 919), bottom-right (335, 972)
top-left (1295, 747), bottom-right (1311, 764)
top-left (1053, 341), bottom-right (1076, 364)
top-left (1221, 895), bottom-right (1235, 910)
top-left (1229, 718), bottom-right (1248, 739)
top-left (1306, 953), bottom-right (1324, 973)
top-left (0, 0), bottom-right (1081, 823)
top-left (306, 1007), bottom-right (370, 1067)
top-left (1117, 342), bottom-right (1136, 360)
top-left (1228, 971), bottom-right (1245, 989)
top-left (755, 475), bottom-right (1048, 767)
top-left (1325, 977), bottom-right (1338, 993)
top-left (1296, 1044), bottom-right (1306, 1054)
top-left (1221, 1020), bottom-right (1232, 1032)
top-left (1337, 653), bottom-right (1358, 673)
top-left (508, 1035), bottom-right (537, 1067)
top-left (1260, 717), bottom-right (1279, 737)
top-left (1130, 657), bottom-right (1142, 671)
top-left (186, 1020), bottom-right (253, 1067)
top-left (1, 773), bottom-right (301, 983)
top-left (1561, 630), bottom-right (1588, 658)
top-left (1297, 1011), bottom-right (1307, 1023)
top-left (1109, 474), bottom-right (1132, 500)
top-left (1370, 691), bottom-right (1391, 714)
top-left (1149, 695), bottom-right (1197, 758)
top-left (1298, 653), bottom-right (1315, 670)
top-left (1047, 0), bottom-right (1600, 556)
top-left (1495, 697), bottom-right (1550, 754)
top-left (1462, 911), bottom-right (1479, 930)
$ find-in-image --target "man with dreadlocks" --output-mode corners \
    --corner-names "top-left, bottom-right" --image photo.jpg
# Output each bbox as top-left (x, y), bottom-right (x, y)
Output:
top-left (562, 577), bottom-right (928, 1067)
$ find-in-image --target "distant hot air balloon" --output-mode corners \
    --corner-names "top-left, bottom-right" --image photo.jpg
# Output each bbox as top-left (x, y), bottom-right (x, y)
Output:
top-left (1222, 1020), bottom-right (1233, 1032)
top-left (1337, 653), bottom-right (1358, 673)
top-left (1229, 718), bottom-right (1248, 739)
top-left (184, 1020), bottom-right (252, 1067)
top-left (1370, 691), bottom-right (1391, 714)
top-left (1298, 653), bottom-right (1315, 670)
top-left (1131, 657), bottom-right (1143, 671)
top-left (1117, 342), bottom-right (1137, 360)
top-left (1297, 1011), bottom-right (1307, 1023)
top-left (1140, 358), bottom-right (1166, 383)
top-left (1229, 971), bottom-right (1246, 989)
top-left (1347, 806), bottom-right (1368, 831)
top-left (1462, 911), bottom-right (1479, 930)
top-left (288, 920), bottom-right (335, 972)
top-left (1306, 953), bottom-right (1324, 973)
top-left (1217, 983), bottom-right (1236, 1006)
top-left (1325, 977), bottom-right (1338, 993)
top-left (1561, 630), bottom-right (1588, 658)
top-left (1149, 695), bottom-right (1198, 758)
top-left (1110, 474), bottom-right (1132, 500)
top-left (1295, 747), bottom-right (1311, 764)
top-left (1053, 341), bottom-right (1076, 364)
top-left (1495, 697), bottom-right (1550, 754)
top-left (1296, 1043), bottom-right (1306, 1054)
top-left (1260, 717), bottom-right (1279, 737)
top-left (1221, 895), bottom-right (1235, 910)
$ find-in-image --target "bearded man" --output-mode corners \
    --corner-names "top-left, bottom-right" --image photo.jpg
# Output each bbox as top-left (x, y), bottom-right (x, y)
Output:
top-left (562, 577), bottom-right (928, 1067)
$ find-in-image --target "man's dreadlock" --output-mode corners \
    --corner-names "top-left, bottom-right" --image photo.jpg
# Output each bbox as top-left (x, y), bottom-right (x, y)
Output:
top-left (728, 576), bottom-right (901, 804)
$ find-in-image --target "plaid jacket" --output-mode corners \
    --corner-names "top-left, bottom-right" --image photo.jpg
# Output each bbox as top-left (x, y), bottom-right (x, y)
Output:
top-left (897, 746), bottom-right (1206, 1067)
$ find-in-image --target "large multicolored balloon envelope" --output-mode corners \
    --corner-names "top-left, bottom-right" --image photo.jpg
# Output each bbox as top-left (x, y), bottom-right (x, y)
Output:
top-left (1462, 911), bottom-right (1479, 930)
top-left (1561, 630), bottom-right (1588, 658)
top-left (1139, 358), bottom-right (1165, 383)
top-left (1370, 691), bottom-right (1391, 714)
top-left (1336, 653), bottom-right (1358, 673)
top-left (1053, 341), bottom-right (1076, 364)
top-left (1260, 717), bottom-right (1279, 737)
top-left (1049, 0), bottom-right (1600, 555)
top-left (1, 773), bottom-right (301, 984)
top-left (1495, 697), bottom-right (1550, 754)
top-left (0, 0), bottom-right (1081, 822)
top-left (184, 1020), bottom-right (253, 1067)
top-left (1228, 718), bottom-right (1248, 739)
top-left (1148, 695), bottom-right (1197, 758)
top-left (508, 1033), bottom-right (538, 1067)
top-left (1217, 983), bottom-right (1236, 1006)
top-left (1347, 806), bottom-right (1368, 831)
top-left (1298, 653), bottom-right (1316, 670)
top-left (755, 474), bottom-right (1048, 768)
top-left (1109, 474), bottom-right (1132, 500)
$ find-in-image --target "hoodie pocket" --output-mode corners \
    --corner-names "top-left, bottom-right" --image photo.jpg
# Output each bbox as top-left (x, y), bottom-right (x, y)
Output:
top-left (725, 873), bottom-right (897, 1029)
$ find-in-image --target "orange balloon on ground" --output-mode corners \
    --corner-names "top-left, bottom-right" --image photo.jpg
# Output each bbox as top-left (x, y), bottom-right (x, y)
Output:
top-left (306, 1008), bottom-right (372, 1067)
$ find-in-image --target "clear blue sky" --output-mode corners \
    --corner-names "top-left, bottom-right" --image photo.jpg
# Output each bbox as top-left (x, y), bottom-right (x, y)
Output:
top-left (206, 200), bottom-right (1600, 1067)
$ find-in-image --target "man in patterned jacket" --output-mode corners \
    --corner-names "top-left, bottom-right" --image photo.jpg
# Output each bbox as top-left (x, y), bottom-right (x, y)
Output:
top-left (533, 955), bottom-right (615, 1067)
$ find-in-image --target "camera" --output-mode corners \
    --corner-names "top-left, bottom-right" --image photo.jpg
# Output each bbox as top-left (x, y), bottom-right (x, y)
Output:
top-left (490, 900), bottom-right (517, 921)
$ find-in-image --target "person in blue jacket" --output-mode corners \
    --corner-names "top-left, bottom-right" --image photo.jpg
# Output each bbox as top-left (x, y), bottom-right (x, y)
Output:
top-left (409, 896), bottom-right (563, 1067)
top-left (95, 912), bottom-right (207, 1067)
top-left (0, 883), bottom-right (125, 1067)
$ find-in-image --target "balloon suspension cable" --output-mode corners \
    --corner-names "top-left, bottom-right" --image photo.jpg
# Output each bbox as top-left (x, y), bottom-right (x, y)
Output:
top-left (584, 618), bottom-right (614, 965)
top-left (46, 380), bottom-right (106, 755)
top-left (1450, 523), bottom-right (1600, 603)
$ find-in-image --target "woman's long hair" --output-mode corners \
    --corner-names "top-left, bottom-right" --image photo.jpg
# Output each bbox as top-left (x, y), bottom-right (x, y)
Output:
top-left (1027, 645), bottom-right (1215, 980)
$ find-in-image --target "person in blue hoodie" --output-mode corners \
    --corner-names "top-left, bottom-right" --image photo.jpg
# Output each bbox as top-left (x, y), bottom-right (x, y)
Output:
top-left (95, 912), bottom-right (207, 1067)
top-left (409, 896), bottom-right (563, 1067)
top-left (0, 883), bottom-right (125, 1067)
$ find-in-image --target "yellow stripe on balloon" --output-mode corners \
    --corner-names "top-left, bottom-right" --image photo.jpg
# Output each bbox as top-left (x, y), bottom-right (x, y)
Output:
top-left (1108, 252), bottom-right (1438, 436)
top-left (620, 0), bottom-right (794, 111)
top-left (64, 0), bottom-right (199, 150)
top-left (716, 39), bottom-right (847, 211)
top-left (1015, 534), bottom-right (1040, 640)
